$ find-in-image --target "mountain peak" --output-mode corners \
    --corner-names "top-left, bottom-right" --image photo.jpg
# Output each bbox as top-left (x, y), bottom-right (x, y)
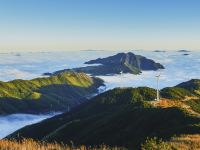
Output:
top-left (85, 52), bottom-right (164, 71)
top-left (176, 79), bottom-right (200, 93)
top-left (93, 87), bottom-right (156, 105)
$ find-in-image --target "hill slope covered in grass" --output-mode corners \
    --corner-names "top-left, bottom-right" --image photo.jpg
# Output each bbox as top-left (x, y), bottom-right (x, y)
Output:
top-left (7, 79), bottom-right (200, 148)
top-left (0, 139), bottom-right (127, 150)
top-left (0, 71), bottom-right (104, 115)
top-left (2, 135), bottom-right (200, 150)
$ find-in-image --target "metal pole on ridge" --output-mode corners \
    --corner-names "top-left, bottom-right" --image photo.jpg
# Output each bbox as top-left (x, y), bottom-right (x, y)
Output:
top-left (156, 74), bottom-right (161, 101)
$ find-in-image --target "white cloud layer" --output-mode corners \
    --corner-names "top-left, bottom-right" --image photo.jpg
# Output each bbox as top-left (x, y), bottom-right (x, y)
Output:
top-left (0, 50), bottom-right (199, 138)
top-left (0, 113), bottom-right (60, 139)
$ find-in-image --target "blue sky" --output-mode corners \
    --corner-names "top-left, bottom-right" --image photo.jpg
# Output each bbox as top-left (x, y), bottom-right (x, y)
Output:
top-left (0, 0), bottom-right (199, 51)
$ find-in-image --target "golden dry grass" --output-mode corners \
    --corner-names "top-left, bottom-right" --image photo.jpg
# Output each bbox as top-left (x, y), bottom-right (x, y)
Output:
top-left (0, 139), bottom-right (126, 150)
top-left (150, 98), bottom-right (200, 117)
top-left (150, 99), bottom-right (181, 108)
top-left (142, 134), bottom-right (200, 150)
top-left (1, 135), bottom-right (200, 150)
top-left (169, 134), bottom-right (200, 150)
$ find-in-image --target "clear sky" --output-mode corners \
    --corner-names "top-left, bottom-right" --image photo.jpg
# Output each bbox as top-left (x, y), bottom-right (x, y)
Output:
top-left (0, 0), bottom-right (200, 51)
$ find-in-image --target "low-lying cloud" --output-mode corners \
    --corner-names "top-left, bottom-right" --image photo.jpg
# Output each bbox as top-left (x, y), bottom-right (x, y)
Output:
top-left (0, 113), bottom-right (60, 139)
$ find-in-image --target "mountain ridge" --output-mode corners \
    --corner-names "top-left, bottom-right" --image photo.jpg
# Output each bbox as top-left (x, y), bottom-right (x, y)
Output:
top-left (0, 71), bottom-right (104, 115)
top-left (50, 52), bottom-right (164, 76)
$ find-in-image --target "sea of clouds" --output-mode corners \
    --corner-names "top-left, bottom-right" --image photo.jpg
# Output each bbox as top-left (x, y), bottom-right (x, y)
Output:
top-left (97, 50), bottom-right (200, 89)
top-left (0, 50), bottom-right (199, 138)
top-left (0, 50), bottom-right (199, 87)
top-left (0, 113), bottom-right (60, 139)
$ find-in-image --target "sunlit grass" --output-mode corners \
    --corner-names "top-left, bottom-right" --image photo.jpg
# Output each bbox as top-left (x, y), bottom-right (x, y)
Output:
top-left (0, 139), bottom-right (127, 150)
top-left (142, 134), bottom-right (200, 150)
top-left (2, 135), bottom-right (200, 149)
top-left (0, 72), bottom-right (95, 100)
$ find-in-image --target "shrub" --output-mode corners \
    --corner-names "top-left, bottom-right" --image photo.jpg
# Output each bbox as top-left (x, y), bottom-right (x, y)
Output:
top-left (141, 137), bottom-right (173, 150)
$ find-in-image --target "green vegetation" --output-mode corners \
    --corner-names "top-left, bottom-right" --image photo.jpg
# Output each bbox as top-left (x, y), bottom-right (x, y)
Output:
top-left (176, 79), bottom-right (200, 95)
top-left (7, 86), bottom-right (200, 149)
top-left (161, 79), bottom-right (200, 100)
top-left (0, 71), bottom-right (104, 115)
top-left (93, 87), bottom-right (156, 104)
top-left (160, 87), bottom-right (193, 100)
top-left (0, 72), bottom-right (98, 99)
top-left (141, 137), bottom-right (173, 150)
top-left (185, 99), bottom-right (200, 113)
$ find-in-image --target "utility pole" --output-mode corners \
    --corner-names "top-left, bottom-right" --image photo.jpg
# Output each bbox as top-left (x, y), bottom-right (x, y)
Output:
top-left (156, 74), bottom-right (161, 101)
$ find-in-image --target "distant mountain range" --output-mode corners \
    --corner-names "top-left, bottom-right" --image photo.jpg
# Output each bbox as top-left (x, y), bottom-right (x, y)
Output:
top-left (7, 79), bottom-right (200, 148)
top-left (47, 52), bottom-right (164, 76)
top-left (153, 50), bottom-right (166, 52)
top-left (178, 50), bottom-right (190, 52)
top-left (0, 72), bottom-right (104, 115)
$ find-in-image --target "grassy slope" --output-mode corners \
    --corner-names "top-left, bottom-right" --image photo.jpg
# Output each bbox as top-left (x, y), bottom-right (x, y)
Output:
top-left (0, 139), bottom-right (127, 150)
top-left (7, 86), bottom-right (200, 148)
top-left (160, 79), bottom-right (200, 114)
top-left (0, 72), bottom-right (104, 115)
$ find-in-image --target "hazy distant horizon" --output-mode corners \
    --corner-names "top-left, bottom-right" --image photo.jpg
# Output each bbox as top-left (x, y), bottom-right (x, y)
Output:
top-left (0, 49), bottom-right (199, 53)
